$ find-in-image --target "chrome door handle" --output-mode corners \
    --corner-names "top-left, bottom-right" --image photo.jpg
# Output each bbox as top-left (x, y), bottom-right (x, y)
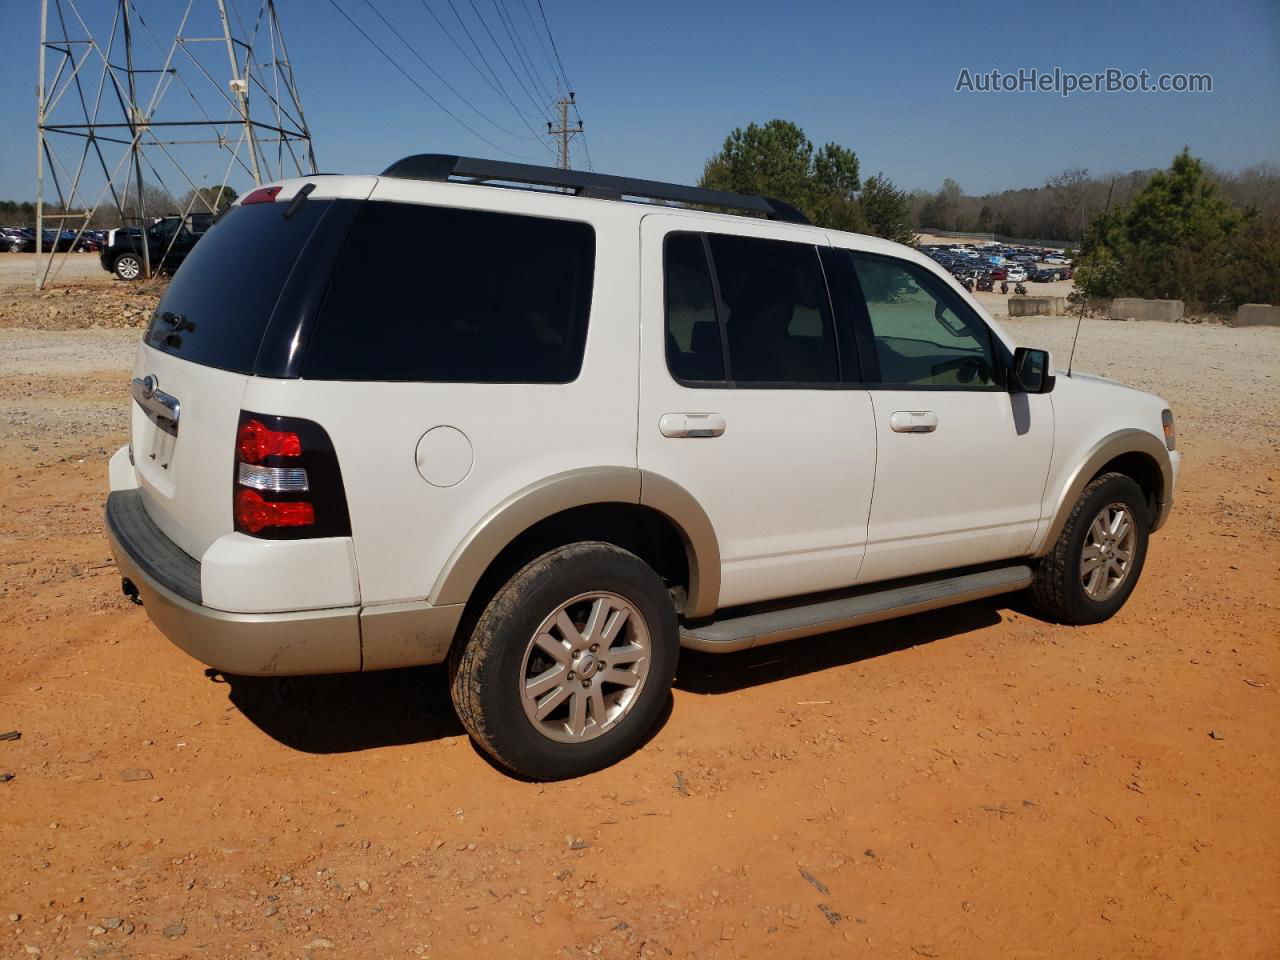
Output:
top-left (889, 410), bottom-right (938, 433)
top-left (659, 413), bottom-right (726, 438)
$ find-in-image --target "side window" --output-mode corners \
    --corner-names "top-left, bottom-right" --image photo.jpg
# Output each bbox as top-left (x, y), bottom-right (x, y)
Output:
top-left (304, 202), bottom-right (594, 382)
top-left (709, 234), bottom-right (838, 385)
top-left (664, 233), bottom-right (725, 382)
top-left (848, 253), bottom-right (1000, 389)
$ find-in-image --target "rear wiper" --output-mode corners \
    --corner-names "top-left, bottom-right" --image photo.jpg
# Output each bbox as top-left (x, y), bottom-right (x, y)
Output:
top-left (282, 182), bottom-right (316, 221)
top-left (158, 311), bottom-right (195, 333)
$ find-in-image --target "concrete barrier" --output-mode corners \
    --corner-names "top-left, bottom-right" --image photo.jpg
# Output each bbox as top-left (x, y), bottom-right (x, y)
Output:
top-left (1108, 298), bottom-right (1184, 323)
top-left (1234, 303), bottom-right (1280, 327)
top-left (1008, 295), bottom-right (1066, 317)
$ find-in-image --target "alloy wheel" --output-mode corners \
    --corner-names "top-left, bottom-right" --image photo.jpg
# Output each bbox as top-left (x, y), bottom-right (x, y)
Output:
top-left (1080, 502), bottom-right (1137, 601)
top-left (519, 591), bottom-right (651, 743)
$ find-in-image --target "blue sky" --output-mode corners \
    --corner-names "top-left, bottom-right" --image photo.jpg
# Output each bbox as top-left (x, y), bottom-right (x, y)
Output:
top-left (1, 0), bottom-right (1277, 203)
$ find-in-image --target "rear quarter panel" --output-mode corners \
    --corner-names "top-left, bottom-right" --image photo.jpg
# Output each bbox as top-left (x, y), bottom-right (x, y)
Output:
top-left (241, 183), bottom-right (642, 606)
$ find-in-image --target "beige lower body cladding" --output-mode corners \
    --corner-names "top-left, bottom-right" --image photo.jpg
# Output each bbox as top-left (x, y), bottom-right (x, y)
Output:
top-left (1234, 304), bottom-right (1280, 327)
top-left (1007, 295), bottom-right (1066, 317)
top-left (1109, 298), bottom-right (1185, 322)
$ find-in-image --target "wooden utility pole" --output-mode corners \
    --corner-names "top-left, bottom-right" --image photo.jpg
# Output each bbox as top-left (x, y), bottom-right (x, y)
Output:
top-left (546, 92), bottom-right (582, 169)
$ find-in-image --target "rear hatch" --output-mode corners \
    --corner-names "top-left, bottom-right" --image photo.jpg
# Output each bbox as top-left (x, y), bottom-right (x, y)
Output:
top-left (130, 177), bottom-right (374, 559)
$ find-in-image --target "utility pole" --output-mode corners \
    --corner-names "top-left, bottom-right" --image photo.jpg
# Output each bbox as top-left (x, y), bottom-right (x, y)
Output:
top-left (545, 92), bottom-right (582, 170)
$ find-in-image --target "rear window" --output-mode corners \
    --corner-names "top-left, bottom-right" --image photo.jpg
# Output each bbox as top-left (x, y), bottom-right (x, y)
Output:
top-left (144, 200), bottom-right (332, 374)
top-left (301, 201), bottom-right (595, 383)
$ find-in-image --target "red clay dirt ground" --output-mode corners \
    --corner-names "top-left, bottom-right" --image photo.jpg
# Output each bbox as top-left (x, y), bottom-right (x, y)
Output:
top-left (0, 321), bottom-right (1277, 959)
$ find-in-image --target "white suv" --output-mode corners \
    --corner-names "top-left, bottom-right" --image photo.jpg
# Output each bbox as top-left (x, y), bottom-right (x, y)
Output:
top-left (106, 155), bottom-right (1178, 779)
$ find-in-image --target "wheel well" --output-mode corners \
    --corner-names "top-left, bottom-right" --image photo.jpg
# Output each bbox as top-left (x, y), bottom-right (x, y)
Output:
top-left (1092, 452), bottom-right (1162, 523)
top-left (453, 503), bottom-right (691, 642)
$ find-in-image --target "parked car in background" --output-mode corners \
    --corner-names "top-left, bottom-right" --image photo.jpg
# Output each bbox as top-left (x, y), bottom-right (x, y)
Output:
top-left (1030, 268), bottom-right (1056, 282)
top-left (1005, 265), bottom-right (1027, 283)
top-left (99, 213), bottom-right (215, 280)
top-left (2, 227), bottom-right (37, 253)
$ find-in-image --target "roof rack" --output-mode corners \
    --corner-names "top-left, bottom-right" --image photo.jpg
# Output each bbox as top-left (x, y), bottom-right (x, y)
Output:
top-left (379, 154), bottom-right (811, 225)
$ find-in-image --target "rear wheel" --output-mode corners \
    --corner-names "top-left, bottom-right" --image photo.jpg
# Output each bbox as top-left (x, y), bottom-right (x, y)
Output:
top-left (113, 253), bottom-right (142, 281)
top-left (1029, 472), bottom-right (1150, 625)
top-left (7, 242), bottom-right (21, 254)
top-left (450, 542), bottom-right (678, 780)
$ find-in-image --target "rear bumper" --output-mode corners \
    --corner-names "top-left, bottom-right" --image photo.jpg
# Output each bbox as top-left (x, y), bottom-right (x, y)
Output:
top-left (105, 489), bottom-right (362, 675)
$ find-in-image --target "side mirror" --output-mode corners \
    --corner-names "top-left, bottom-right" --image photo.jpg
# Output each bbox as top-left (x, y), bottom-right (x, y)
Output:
top-left (1012, 347), bottom-right (1055, 394)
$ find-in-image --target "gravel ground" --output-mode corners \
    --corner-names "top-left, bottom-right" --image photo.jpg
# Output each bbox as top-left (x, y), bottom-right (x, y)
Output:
top-left (0, 251), bottom-right (111, 288)
top-left (1002, 315), bottom-right (1280, 450)
top-left (0, 312), bottom-right (1277, 960)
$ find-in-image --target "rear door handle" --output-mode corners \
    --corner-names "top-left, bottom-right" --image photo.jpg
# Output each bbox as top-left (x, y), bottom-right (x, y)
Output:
top-left (659, 413), bottom-right (726, 438)
top-left (889, 410), bottom-right (938, 433)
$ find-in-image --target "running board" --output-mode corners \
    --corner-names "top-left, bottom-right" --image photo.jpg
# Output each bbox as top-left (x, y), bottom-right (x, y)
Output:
top-left (680, 564), bottom-right (1033, 653)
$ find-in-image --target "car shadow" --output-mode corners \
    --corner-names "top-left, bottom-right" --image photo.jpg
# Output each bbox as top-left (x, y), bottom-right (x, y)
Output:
top-left (214, 598), bottom-right (1010, 755)
top-left (674, 598), bottom-right (1007, 695)
top-left (215, 664), bottom-right (465, 754)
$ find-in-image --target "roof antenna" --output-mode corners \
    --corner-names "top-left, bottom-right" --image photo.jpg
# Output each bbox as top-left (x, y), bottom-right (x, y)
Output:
top-left (1067, 177), bottom-right (1116, 378)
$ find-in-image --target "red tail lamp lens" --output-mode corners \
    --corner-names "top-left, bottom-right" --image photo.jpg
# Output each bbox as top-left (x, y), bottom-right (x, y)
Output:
top-left (235, 488), bottom-right (315, 534)
top-left (240, 185), bottom-right (282, 205)
top-left (237, 418), bottom-right (302, 464)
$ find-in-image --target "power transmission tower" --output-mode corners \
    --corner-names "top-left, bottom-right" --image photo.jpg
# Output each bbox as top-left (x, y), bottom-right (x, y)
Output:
top-left (545, 92), bottom-right (582, 169)
top-left (34, 0), bottom-right (317, 288)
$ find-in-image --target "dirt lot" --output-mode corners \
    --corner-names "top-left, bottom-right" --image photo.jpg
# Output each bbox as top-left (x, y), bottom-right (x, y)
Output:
top-left (0, 281), bottom-right (1277, 959)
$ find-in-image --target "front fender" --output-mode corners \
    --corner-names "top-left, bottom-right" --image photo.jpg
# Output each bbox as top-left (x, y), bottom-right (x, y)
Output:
top-left (1032, 428), bottom-right (1174, 556)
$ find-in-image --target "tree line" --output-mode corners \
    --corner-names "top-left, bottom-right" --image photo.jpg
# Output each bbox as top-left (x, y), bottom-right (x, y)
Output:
top-left (0, 185), bottom-right (237, 228)
top-left (909, 162), bottom-right (1279, 244)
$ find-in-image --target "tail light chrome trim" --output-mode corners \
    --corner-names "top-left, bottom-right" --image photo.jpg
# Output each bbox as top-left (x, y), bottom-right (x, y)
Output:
top-left (237, 463), bottom-right (310, 493)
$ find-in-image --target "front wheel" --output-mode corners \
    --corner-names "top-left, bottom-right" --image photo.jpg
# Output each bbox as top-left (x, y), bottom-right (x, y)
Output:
top-left (1029, 472), bottom-right (1150, 625)
top-left (113, 253), bottom-right (142, 281)
top-left (450, 542), bottom-right (678, 780)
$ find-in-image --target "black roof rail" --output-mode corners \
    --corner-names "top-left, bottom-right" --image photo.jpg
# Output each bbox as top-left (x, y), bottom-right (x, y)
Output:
top-left (379, 154), bottom-right (811, 225)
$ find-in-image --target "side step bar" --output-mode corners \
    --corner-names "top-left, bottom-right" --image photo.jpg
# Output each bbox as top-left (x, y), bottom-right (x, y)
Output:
top-left (680, 564), bottom-right (1033, 653)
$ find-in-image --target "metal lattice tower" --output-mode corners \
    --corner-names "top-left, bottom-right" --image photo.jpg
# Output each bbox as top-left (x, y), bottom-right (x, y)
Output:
top-left (35, 0), bottom-right (318, 287)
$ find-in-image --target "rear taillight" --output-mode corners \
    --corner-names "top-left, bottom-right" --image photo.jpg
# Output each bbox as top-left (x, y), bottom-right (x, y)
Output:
top-left (233, 411), bottom-right (350, 539)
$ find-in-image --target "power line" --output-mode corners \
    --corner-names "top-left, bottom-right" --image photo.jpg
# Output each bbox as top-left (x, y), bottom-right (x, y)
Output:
top-left (325, 0), bottom-right (537, 159)
top-left (492, 0), bottom-right (555, 107)
top-left (415, 0), bottom-right (553, 157)
top-left (518, 0), bottom-right (559, 91)
top-left (534, 0), bottom-right (572, 92)
top-left (464, 0), bottom-right (547, 119)
top-left (360, 0), bottom-right (536, 141)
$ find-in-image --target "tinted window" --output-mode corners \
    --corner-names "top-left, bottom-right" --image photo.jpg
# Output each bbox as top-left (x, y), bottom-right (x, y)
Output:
top-left (664, 233), bottom-right (724, 382)
top-left (304, 202), bottom-right (594, 382)
top-left (848, 253), bottom-right (1000, 389)
top-left (144, 199), bottom-right (332, 373)
top-left (707, 234), bottom-right (838, 384)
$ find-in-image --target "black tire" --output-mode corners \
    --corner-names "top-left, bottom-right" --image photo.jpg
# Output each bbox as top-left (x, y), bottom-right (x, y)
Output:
top-left (450, 542), bottom-right (678, 780)
top-left (113, 253), bottom-right (142, 281)
top-left (7, 242), bottom-right (21, 254)
top-left (1029, 472), bottom-right (1150, 625)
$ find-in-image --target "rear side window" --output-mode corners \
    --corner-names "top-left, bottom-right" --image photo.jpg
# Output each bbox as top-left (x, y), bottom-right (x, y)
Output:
top-left (303, 202), bottom-right (594, 382)
top-left (144, 200), bottom-right (333, 374)
top-left (663, 232), bottom-right (839, 386)
top-left (663, 234), bottom-right (724, 382)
